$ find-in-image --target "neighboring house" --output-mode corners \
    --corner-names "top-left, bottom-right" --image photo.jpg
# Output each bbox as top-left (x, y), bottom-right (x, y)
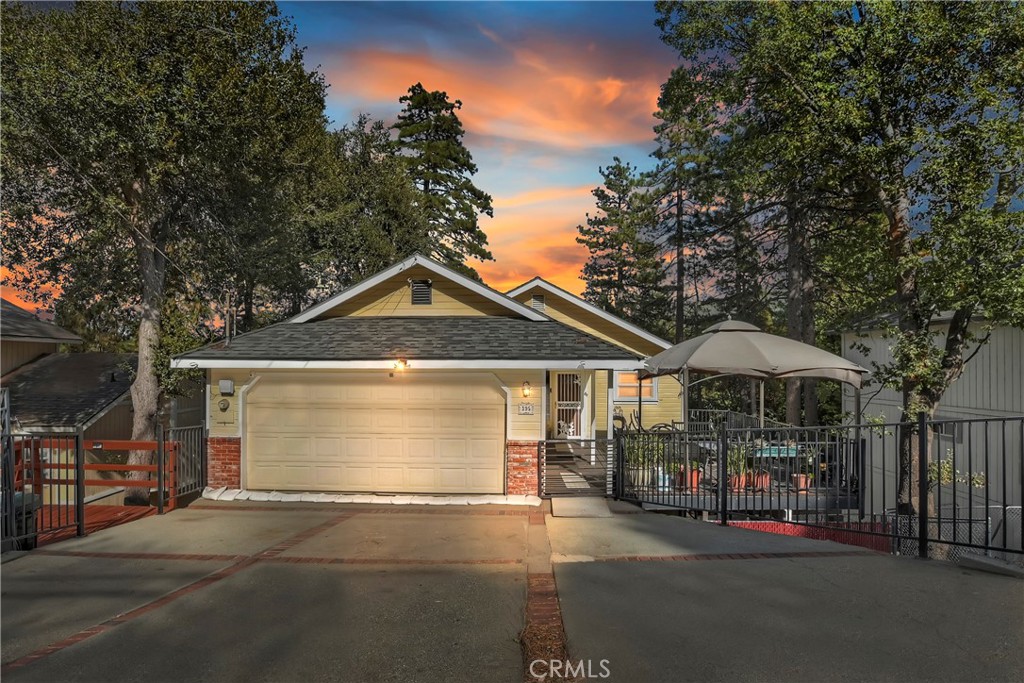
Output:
top-left (840, 320), bottom-right (1024, 422)
top-left (172, 254), bottom-right (680, 495)
top-left (2, 299), bottom-right (203, 504)
top-left (1, 297), bottom-right (83, 375)
top-left (841, 320), bottom-right (1023, 514)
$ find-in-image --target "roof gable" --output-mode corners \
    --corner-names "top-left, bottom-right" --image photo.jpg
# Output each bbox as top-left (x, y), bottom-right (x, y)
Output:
top-left (1, 298), bottom-right (83, 344)
top-left (291, 254), bottom-right (546, 322)
top-left (507, 278), bottom-right (671, 353)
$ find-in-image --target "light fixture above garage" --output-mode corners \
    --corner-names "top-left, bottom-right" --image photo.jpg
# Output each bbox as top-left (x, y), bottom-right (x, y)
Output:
top-left (393, 358), bottom-right (410, 371)
top-left (522, 381), bottom-right (532, 397)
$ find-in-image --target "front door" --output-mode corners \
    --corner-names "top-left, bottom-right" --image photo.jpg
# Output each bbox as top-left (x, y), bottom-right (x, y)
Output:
top-left (553, 372), bottom-right (585, 439)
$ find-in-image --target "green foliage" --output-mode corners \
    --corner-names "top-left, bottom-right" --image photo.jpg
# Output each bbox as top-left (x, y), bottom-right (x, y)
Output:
top-left (651, 0), bottom-right (1024, 433)
top-left (927, 456), bottom-right (986, 491)
top-left (392, 83), bottom-right (493, 276)
top-left (577, 158), bottom-right (671, 338)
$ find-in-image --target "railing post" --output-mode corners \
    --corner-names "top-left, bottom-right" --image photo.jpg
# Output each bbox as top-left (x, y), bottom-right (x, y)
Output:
top-left (157, 424), bottom-right (165, 515)
top-left (917, 412), bottom-right (929, 559)
top-left (75, 428), bottom-right (86, 537)
top-left (719, 426), bottom-right (729, 526)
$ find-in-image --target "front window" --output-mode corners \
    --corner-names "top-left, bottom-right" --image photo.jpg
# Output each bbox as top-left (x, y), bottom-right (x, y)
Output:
top-left (615, 371), bottom-right (657, 401)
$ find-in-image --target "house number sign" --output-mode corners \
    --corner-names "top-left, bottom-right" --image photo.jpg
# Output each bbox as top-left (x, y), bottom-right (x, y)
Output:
top-left (518, 402), bottom-right (535, 415)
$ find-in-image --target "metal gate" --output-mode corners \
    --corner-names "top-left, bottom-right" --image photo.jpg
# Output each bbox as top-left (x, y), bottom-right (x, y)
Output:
top-left (168, 424), bottom-right (206, 500)
top-left (540, 439), bottom-right (614, 496)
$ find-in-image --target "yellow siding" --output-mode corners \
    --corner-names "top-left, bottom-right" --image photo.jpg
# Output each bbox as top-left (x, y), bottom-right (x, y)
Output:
top-left (1, 340), bottom-right (59, 375)
top-left (495, 369), bottom-right (544, 440)
top-left (319, 266), bottom-right (517, 318)
top-left (594, 371), bottom-right (683, 434)
top-left (511, 287), bottom-right (664, 356)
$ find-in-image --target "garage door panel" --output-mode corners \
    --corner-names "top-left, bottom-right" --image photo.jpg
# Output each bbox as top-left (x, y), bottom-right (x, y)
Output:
top-left (246, 374), bottom-right (505, 493)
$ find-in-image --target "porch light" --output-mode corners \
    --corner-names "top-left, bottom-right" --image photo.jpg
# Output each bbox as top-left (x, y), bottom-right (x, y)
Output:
top-left (393, 358), bottom-right (409, 371)
top-left (522, 381), bottom-right (532, 397)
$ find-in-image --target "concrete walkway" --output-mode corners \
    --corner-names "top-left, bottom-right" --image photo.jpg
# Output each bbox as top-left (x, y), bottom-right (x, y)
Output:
top-left (2, 501), bottom-right (1021, 682)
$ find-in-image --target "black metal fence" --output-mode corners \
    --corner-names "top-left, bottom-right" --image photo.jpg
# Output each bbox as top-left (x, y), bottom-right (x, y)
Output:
top-left (616, 414), bottom-right (1024, 563)
top-left (1, 433), bottom-right (85, 550)
top-left (169, 424), bottom-right (206, 500)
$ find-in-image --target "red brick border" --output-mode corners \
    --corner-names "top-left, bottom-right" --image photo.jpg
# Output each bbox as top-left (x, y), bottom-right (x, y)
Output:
top-left (591, 549), bottom-right (878, 563)
top-left (507, 441), bottom-right (540, 495)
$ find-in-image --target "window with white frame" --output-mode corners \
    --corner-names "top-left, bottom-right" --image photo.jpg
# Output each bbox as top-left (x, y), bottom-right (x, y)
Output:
top-left (614, 371), bottom-right (657, 401)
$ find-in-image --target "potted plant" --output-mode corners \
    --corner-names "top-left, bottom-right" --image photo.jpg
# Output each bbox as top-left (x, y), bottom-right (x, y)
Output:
top-left (792, 454), bottom-right (815, 490)
top-left (727, 446), bottom-right (751, 491)
top-left (750, 467), bottom-right (771, 492)
top-left (678, 459), bottom-right (703, 490)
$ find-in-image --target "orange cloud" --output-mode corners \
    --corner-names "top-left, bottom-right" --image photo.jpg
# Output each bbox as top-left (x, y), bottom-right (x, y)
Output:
top-left (326, 46), bottom-right (661, 151)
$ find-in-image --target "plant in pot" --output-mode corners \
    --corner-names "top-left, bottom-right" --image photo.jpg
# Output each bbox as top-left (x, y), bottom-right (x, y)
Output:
top-left (750, 467), bottom-right (771, 492)
top-left (792, 454), bottom-right (815, 491)
top-left (678, 459), bottom-right (703, 490)
top-left (624, 437), bottom-right (662, 490)
top-left (727, 446), bottom-right (751, 491)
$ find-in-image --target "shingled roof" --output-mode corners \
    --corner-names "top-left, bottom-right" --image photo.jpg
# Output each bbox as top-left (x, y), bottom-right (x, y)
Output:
top-left (1, 298), bottom-right (83, 344)
top-left (5, 353), bottom-right (136, 431)
top-left (175, 317), bottom-right (641, 363)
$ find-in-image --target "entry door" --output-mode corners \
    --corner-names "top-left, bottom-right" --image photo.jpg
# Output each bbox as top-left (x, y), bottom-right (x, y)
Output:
top-left (554, 372), bottom-right (584, 439)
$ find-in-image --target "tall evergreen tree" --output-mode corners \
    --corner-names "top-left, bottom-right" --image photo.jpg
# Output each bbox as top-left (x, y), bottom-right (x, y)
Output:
top-left (577, 158), bottom-right (670, 337)
top-left (392, 83), bottom-right (493, 277)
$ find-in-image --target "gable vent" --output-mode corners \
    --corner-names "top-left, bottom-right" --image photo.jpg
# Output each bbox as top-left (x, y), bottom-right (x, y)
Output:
top-left (531, 294), bottom-right (545, 310)
top-left (410, 279), bottom-right (433, 305)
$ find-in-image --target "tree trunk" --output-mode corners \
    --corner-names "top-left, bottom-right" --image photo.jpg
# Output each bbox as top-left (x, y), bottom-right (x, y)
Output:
top-left (125, 209), bottom-right (168, 505)
top-left (674, 187), bottom-right (686, 343)
top-left (785, 197), bottom-right (816, 425)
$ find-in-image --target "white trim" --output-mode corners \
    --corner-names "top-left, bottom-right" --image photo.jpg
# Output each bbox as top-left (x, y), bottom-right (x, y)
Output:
top-left (605, 369), bottom-right (615, 438)
top-left (173, 358), bottom-right (644, 371)
top-left (290, 254), bottom-right (546, 323)
top-left (506, 278), bottom-right (672, 350)
top-left (613, 370), bottom-right (659, 403)
top-left (539, 371), bottom-right (548, 440)
top-left (236, 375), bottom-right (263, 489)
top-left (80, 391), bottom-right (130, 431)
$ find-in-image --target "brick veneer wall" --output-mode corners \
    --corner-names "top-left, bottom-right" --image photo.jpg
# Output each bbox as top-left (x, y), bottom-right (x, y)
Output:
top-left (208, 437), bottom-right (241, 488)
top-left (506, 440), bottom-right (540, 495)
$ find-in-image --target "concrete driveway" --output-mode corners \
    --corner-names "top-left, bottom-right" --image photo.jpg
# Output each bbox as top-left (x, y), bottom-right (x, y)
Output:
top-left (2, 500), bottom-right (1021, 683)
top-left (2, 503), bottom-right (532, 682)
top-left (547, 512), bottom-right (1024, 683)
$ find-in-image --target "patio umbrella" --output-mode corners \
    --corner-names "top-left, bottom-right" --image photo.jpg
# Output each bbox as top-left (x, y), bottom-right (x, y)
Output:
top-left (639, 320), bottom-right (868, 426)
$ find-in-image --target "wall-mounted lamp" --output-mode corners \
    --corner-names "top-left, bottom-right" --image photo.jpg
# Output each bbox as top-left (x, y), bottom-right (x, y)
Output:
top-left (522, 381), bottom-right (532, 398)
top-left (393, 359), bottom-right (409, 371)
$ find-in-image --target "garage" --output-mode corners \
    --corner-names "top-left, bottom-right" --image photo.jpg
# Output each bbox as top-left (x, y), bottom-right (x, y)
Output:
top-left (244, 372), bottom-right (506, 493)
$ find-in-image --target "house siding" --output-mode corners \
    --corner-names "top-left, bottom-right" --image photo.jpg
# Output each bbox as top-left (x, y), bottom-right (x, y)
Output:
top-left (1, 340), bottom-right (59, 375)
top-left (510, 288), bottom-right (663, 356)
top-left (317, 266), bottom-right (517, 318)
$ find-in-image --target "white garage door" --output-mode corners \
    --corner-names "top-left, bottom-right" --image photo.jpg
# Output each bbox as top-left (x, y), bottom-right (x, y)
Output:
top-left (244, 373), bottom-right (506, 493)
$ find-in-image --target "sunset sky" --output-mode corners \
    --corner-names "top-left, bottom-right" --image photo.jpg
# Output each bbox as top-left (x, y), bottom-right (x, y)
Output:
top-left (283, 1), bottom-right (679, 294)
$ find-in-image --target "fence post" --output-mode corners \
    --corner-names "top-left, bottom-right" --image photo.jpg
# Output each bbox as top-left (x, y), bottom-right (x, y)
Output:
top-left (917, 412), bottom-right (929, 559)
top-left (156, 424), bottom-right (165, 515)
top-left (719, 427), bottom-right (729, 526)
top-left (75, 428), bottom-right (86, 537)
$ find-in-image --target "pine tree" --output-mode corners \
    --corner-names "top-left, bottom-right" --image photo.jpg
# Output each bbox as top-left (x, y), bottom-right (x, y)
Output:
top-left (577, 159), bottom-right (670, 336)
top-left (392, 83), bottom-right (493, 276)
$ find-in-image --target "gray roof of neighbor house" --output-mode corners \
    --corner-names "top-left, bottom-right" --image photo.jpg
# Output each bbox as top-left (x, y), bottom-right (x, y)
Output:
top-left (1, 298), bottom-right (83, 344)
top-left (4, 353), bottom-right (136, 430)
top-left (175, 317), bottom-right (642, 362)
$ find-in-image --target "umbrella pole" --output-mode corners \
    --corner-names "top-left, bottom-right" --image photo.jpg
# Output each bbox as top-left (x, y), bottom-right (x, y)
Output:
top-left (759, 380), bottom-right (765, 428)
top-left (637, 375), bottom-right (642, 431)
top-left (682, 368), bottom-right (689, 428)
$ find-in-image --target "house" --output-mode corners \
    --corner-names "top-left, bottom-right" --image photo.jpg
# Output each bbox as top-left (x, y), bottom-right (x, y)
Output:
top-left (841, 319), bottom-right (1023, 514)
top-left (1, 297), bottom-right (83, 375)
top-left (172, 254), bottom-right (681, 495)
